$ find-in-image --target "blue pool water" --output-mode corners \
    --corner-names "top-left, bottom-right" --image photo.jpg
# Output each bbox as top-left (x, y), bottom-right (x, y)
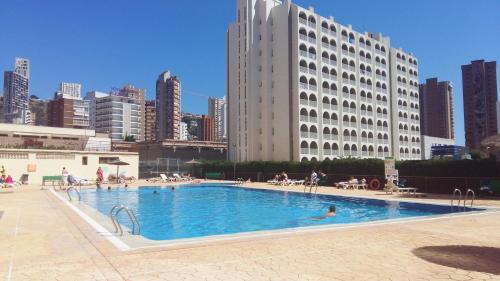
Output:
top-left (78, 184), bottom-right (483, 241)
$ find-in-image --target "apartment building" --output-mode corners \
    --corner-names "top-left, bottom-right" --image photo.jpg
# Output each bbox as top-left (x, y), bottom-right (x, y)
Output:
top-left (208, 96), bottom-right (228, 141)
top-left (144, 100), bottom-right (157, 141)
top-left (198, 115), bottom-right (216, 141)
top-left (47, 98), bottom-right (90, 129)
top-left (227, 0), bottom-right (421, 162)
top-left (461, 60), bottom-right (498, 150)
top-left (91, 92), bottom-right (142, 141)
top-left (419, 78), bottom-right (454, 139)
top-left (156, 71), bottom-right (181, 140)
top-left (116, 85), bottom-right (146, 141)
top-left (3, 58), bottom-right (30, 124)
top-left (56, 82), bottom-right (82, 99)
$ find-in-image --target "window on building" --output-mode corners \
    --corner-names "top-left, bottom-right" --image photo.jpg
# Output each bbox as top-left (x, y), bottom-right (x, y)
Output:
top-left (99, 157), bottom-right (119, 164)
top-left (82, 156), bottom-right (88, 166)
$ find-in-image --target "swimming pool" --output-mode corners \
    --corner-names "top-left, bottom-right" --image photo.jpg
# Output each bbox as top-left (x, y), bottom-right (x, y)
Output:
top-left (77, 184), bottom-right (483, 241)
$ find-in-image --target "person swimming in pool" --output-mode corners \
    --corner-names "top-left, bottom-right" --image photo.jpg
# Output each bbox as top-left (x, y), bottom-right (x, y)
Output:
top-left (312, 205), bottom-right (336, 220)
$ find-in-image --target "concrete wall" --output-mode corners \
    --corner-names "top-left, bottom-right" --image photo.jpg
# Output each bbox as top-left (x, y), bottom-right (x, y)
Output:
top-left (0, 149), bottom-right (139, 185)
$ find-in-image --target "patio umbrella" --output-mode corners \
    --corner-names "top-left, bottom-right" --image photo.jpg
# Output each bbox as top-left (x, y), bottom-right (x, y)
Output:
top-left (185, 159), bottom-right (201, 178)
top-left (108, 159), bottom-right (130, 184)
top-left (185, 159), bottom-right (201, 165)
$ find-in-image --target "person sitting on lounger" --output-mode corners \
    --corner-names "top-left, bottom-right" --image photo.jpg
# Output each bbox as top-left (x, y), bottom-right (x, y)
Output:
top-left (312, 205), bottom-right (336, 220)
top-left (5, 175), bottom-right (13, 184)
top-left (280, 172), bottom-right (289, 185)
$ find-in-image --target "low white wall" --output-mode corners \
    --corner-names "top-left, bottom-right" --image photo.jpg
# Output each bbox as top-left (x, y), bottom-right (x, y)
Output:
top-left (0, 149), bottom-right (139, 185)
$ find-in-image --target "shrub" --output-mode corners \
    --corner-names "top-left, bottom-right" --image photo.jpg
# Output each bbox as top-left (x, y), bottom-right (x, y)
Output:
top-left (202, 159), bottom-right (500, 178)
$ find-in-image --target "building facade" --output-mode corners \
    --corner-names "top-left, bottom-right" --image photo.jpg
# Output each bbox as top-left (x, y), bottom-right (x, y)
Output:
top-left (497, 102), bottom-right (500, 133)
top-left (461, 60), bottom-right (498, 150)
top-left (92, 92), bottom-right (142, 141)
top-left (419, 78), bottom-right (454, 139)
top-left (156, 71), bottom-right (181, 140)
top-left (144, 100), bottom-right (157, 141)
top-left (227, 0), bottom-right (421, 162)
top-left (55, 82), bottom-right (82, 99)
top-left (115, 85), bottom-right (146, 141)
top-left (208, 96), bottom-right (228, 141)
top-left (85, 91), bottom-right (108, 129)
top-left (198, 115), bottom-right (216, 141)
top-left (47, 97), bottom-right (90, 129)
top-left (3, 58), bottom-right (30, 124)
top-left (420, 135), bottom-right (456, 160)
top-left (180, 122), bottom-right (188, 140)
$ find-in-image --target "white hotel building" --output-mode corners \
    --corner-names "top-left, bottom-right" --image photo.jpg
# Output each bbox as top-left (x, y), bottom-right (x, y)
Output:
top-left (227, 0), bottom-right (422, 162)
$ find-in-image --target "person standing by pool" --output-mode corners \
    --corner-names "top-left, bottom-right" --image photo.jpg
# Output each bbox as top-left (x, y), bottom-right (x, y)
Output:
top-left (62, 167), bottom-right (69, 186)
top-left (96, 167), bottom-right (104, 188)
top-left (0, 165), bottom-right (6, 181)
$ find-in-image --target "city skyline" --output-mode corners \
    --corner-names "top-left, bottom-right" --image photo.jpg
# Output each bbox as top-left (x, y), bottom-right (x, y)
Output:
top-left (1, 0), bottom-right (500, 146)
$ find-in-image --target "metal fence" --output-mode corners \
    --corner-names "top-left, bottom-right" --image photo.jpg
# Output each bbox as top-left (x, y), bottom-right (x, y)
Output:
top-left (220, 170), bottom-right (500, 195)
top-left (140, 158), bottom-right (200, 179)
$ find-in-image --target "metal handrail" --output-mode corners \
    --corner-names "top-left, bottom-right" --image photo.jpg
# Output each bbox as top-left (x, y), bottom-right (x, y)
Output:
top-left (67, 186), bottom-right (81, 201)
top-left (109, 205), bottom-right (124, 233)
top-left (451, 188), bottom-right (462, 207)
top-left (464, 189), bottom-right (475, 208)
top-left (109, 205), bottom-right (140, 236)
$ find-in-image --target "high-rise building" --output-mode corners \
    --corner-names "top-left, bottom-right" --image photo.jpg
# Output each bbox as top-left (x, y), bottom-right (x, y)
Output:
top-left (0, 96), bottom-right (4, 122)
top-left (198, 115), bottom-right (215, 141)
top-left (419, 78), bottom-right (454, 139)
top-left (227, 0), bottom-right (421, 162)
top-left (14, 57), bottom-right (30, 78)
top-left (144, 100), bottom-right (157, 141)
top-left (497, 102), bottom-right (500, 133)
top-left (55, 82), bottom-right (82, 99)
top-left (3, 58), bottom-right (30, 124)
top-left (208, 96), bottom-right (228, 141)
top-left (156, 71), bottom-right (181, 140)
top-left (87, 91), bottom-right (142, 141)
top-left (461, 60), bottom-right (498, 150)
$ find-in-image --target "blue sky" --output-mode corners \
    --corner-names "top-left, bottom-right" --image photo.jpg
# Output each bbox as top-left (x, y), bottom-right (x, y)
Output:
top-left (1, 0), bottom-right (499, 145)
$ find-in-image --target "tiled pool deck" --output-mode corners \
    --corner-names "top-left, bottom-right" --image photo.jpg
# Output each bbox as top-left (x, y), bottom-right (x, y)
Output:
top-left (1, 181), bottom-right (500, 281)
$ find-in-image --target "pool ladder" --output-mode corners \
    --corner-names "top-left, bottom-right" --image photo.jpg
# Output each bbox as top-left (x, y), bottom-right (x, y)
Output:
top-left (109, 205), bottom-right (141, 236)
top-left (66, 186), bottom-right (81, 201)
top-left (451, 188), bottom-right (475, 208)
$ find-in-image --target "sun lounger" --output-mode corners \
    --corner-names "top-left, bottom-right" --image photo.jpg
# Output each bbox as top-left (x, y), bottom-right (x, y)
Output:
top-left (384, 181), bottom-right (417, 195)
top-left (173, 173), bottom-right (189, 181)
top-left (160, 174), bottom-right (175, 183)
top-left (289, 179), bottom-right (305, 186)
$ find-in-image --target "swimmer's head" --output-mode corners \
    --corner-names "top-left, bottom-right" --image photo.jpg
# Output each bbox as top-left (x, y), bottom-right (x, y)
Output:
top-left (329, 205), bottom-right (336, 213)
